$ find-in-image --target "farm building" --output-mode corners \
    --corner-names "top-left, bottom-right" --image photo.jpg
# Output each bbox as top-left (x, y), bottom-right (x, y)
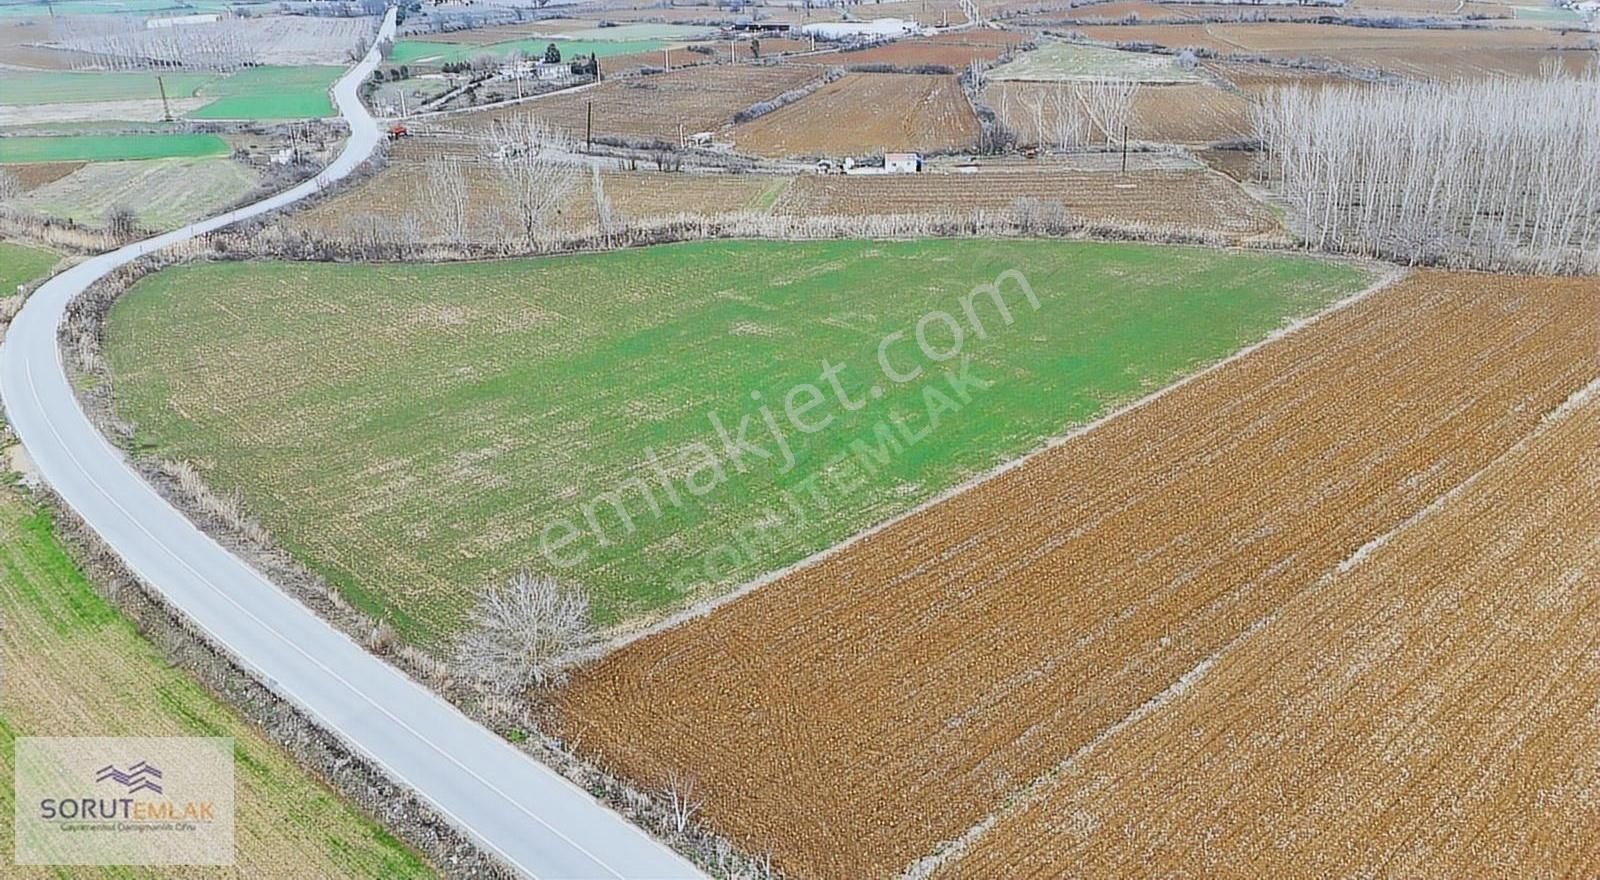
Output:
top-left (728, 17), bottom-right (794, 33)
top-left (885, 151), bottom-right (923, 173)
top-left (146, 12), bottom-right (222, 28)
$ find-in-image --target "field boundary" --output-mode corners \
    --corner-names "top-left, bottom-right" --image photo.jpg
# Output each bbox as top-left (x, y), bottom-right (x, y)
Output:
top-left (582, 259), bottom-right (1406, 659)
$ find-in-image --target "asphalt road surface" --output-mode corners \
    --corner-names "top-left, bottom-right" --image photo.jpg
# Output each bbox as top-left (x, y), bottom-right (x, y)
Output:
top-left (0, 11), bottom-right (703, 879)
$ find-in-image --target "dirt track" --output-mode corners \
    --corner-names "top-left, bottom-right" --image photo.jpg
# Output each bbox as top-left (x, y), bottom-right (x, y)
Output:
top-left (552, 271), bottom-right (1600, 879)
top-left (944, 385), bottom-right (1600, 878)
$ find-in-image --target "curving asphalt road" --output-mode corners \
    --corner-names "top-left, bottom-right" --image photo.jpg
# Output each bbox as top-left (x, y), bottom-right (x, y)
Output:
top-left (0, 11), bottom-right (702, 879)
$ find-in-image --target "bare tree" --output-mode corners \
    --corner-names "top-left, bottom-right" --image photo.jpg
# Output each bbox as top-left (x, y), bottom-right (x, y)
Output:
top-left (1073, 77), bottom-right (1140, 147)
top-left (455, 571), bottom-right (591, 691)
top-left (485, 114), bottom-right (579, 246)
top-left (592, 163), bottom-right (617, 237)
top-left (423, 155), bottom-right (472, 244)
top-left (664, 769), bottom-right (702, 835)
top-left (105, 204), bottom-right (138, 241)
top-left (1048, 83), bottom-right (1085, 150)
top-left (0, 168), bottom-right (21, 202)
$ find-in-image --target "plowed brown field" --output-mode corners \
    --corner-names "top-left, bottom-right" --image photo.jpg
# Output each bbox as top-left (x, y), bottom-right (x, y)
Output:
top-left (942, 382), bottom-right (1600, 879)
top-left (552, 271), bottom-right (1600, 879)
top-left (731, 72), bottom-right (979, 158)
top-left (833, 39), bottom-right (1010, 69)
top-left (985, 80), bottom-right (1253, 145)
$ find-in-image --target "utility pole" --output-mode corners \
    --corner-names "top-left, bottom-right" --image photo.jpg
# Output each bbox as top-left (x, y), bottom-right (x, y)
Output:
top-left (585, 100), bottom-right (592, 152)
top-left (1120, 124), bottom-right (1128, 174)
top-left (663, 46), bottom-right (670, 70)
top-left (157, 73), bottom-right (173, 122)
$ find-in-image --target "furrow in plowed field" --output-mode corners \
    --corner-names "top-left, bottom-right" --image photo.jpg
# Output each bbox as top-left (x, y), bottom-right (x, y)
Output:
top-left (942, 383), bottom-right (1600, 879)
top-left (551, 271), bottom-right (1600, 879)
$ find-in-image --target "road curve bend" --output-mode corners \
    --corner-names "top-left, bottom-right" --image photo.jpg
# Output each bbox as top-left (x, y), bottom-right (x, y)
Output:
top-left (0, 11), bottom-right (703, 879)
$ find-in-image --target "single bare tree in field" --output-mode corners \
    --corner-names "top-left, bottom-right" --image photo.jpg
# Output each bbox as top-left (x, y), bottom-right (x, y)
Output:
top-left (484, 114), bottom-right (579, 246)
top-left (456, 571), bottom-right (590, 691)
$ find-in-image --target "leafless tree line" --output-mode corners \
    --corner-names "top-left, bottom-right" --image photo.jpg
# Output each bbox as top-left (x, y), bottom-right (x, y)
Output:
top-left (52, 16), bottom-right (263, 71)
top-left (49, 15), bottom-right (373, 71)
top-left (1002, 78), bottom-right (1142, 150)
top-left (1254, 68), bottom-right (1600, 274)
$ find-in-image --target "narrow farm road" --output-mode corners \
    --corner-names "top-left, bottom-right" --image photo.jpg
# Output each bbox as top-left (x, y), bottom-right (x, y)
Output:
top-left (0, 10), bottom-right (702, 879)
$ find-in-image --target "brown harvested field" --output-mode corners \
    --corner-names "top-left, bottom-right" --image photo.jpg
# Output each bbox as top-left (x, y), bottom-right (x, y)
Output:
top-left (1316, 45), bottom-right (1598, 79)
top-left (1071, 23), bottom-right (1242, 53)
top-left (1072, 22), bottom-right (1595, 77)
top-left (731, 73), bottom-right (979, 158)
top-left (1203, 21), bottom-right (1588, 51)
top-left (290, 138), bottom-right (790, 240)
top-left (771, 167), bottom-right (1280, 236)
top-left (984, 80), bottom-right (1253, 145)
top-left (4, 161), bottom-right (85, 192)
top-left (1207, 59), bottom-right (1373, 96)
top-left (0, 19), bottom-right (83, 70)
top-left (606, 39), bottom-right (816, 73)
top-left (942, 382), bottom-right (1600, 879)
top-left (456, 63), bottom-right (825, 144)
top-left (832, 39), bottom-right (1010, 68)
top-left (849, 0), bottom-right (972, 26)
top-left (551, 271), bottom-right (1600, 880)
top-left (1044, 0), bottom-right (1199, 21)
top-left (1194, 146), bottom-right (1259, 180)
top-left (1127, 82), bottom-right (1251, 141)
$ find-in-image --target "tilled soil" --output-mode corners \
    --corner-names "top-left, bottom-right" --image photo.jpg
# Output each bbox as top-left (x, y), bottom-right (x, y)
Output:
top-left (945, 381), bottom-right (1600, 878)
top-left (551, 271), bottom-right (1600, 879)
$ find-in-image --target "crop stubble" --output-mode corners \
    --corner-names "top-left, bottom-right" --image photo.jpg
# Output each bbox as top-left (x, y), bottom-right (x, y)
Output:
top-left (552, 271), bottom-right (1600, 879)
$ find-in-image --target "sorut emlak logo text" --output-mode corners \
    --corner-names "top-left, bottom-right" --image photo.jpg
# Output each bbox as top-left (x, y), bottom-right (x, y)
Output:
top-left (15, 737), bottom-right (234, 866)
